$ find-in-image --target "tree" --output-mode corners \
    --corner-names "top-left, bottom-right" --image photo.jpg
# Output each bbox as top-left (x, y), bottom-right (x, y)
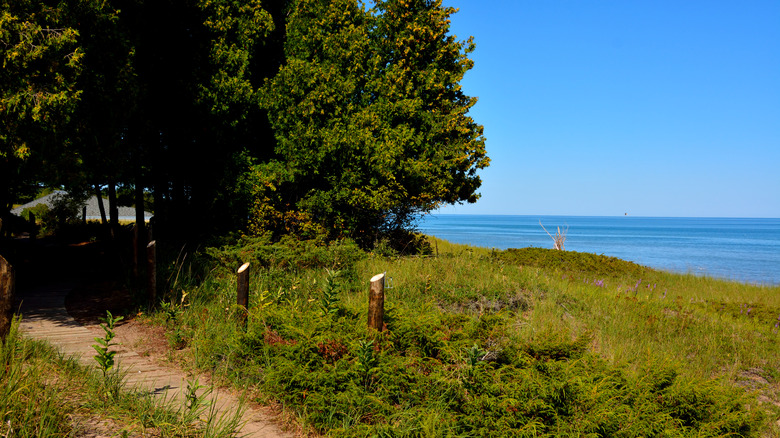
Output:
top-left (259, 0), bottom-right (489, 244)
top-left (126, 0), bottom-right (282, 239)
top-left (70, 0), bottom-right (137, 231)
top-left (0, 0), bottom-right (85, 213)
top-left (0, 0), bottom-right (132, 225)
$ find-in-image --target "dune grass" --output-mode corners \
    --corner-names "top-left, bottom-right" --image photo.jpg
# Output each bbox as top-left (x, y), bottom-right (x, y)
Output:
top-left (148, 235), bottom-right (780, 437)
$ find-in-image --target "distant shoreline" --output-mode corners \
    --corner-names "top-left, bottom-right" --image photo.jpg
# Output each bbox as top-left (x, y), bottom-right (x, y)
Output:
top-left (425, 213), bottom-right (780, 220)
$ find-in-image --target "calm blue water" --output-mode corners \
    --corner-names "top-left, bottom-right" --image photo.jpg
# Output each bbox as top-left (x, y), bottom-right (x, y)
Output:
top-left (417, 215), bottom-right (780, 286)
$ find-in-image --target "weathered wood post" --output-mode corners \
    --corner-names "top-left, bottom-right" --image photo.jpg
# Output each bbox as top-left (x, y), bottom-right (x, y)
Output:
top-left (368, 273), bottom-right (385, 332)
top-left (132, 224), bottom-right (139, 280)
top-left (0, 255), bottom-right (14, 342)
top-left (29, 212), bottom-right (36, 239)
top-left (147, 240), bottom-right (157, 306)
top-left (237, 262), bottom-right (250, 327)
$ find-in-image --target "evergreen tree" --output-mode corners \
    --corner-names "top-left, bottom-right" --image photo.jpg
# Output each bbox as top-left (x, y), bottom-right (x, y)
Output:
top-left (259, 0), bottom-right (489, 244)
top-left (0, 0), bottom-right (85, 211)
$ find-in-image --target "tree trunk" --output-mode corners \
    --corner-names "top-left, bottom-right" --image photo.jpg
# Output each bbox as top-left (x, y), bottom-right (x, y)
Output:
top-left (0, 255), bottom-right (14, 342)
top-left (147, 240), bottom-right (156, 306)
top-left (94, 183), bottom-right (107, 225)
top-left (108, 180), bottom-right (119, 236)
top-left (134, 180), bottom-right (147, 275)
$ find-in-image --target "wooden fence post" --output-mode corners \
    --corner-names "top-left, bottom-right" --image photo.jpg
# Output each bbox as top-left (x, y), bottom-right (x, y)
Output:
top-left (0, 255), bottom-right (14, 342)
top-left (132, 225), bottom-right (139, 280)
top-left (368, 273), bottom-right (385, 332)
top-left (147, 240), bottom-right (157, 306)
top-left (237, 262), bottom-right (250, 326)
top-left (29, 212), bottom-right (37, 239)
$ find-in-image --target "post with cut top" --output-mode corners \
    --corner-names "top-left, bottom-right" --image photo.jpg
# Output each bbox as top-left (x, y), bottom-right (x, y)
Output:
top-left (368, 273), bottom-right (385, 332)
top-left (147, 240), bottom-right (157, 306)
top-left (0, 255), bottom-right (14, 342)
top-left (237, 262), bottom-right (250, 327)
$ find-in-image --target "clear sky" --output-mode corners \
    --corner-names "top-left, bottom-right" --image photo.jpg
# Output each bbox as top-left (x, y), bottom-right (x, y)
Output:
top-left (437, 0), bottom-right (780, 218)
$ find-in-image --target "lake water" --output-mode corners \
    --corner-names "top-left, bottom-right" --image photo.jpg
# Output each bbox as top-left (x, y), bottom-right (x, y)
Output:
top-left (417, 215), bottom-right (780, 286)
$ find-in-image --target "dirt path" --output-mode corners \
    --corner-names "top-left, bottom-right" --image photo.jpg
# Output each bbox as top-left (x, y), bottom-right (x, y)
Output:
top-left (16, 281), bottom-right (295, 438)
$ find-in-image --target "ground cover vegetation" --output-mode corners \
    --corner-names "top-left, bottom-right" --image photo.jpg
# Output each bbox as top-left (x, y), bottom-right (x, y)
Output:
top-left (1, 0), bottom-right (487, 248)
top-left (0, 316), bottom-right (242, 436)
top-left (141, 236), bottom-right (780, 437)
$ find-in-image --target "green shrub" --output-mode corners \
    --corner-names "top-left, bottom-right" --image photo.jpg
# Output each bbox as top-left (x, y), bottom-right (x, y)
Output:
top-left (501, 247), bottom-right (652, 279)
top-left (205, 234), bottom-right (365, 275)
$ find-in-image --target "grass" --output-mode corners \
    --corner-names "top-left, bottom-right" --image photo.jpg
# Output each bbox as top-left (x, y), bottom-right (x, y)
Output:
top-left (144, 235), bottom-right (780, 437)
top-left (0, 316), bottom-right (243, 437)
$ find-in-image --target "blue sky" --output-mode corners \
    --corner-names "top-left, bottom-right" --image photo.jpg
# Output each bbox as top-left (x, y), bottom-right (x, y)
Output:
top-left (437, 0), bottom-right (780, 218)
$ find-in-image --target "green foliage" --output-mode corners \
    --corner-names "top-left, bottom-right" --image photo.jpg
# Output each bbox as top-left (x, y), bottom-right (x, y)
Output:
top-left (19, 202), bottom-right (49, 235)
top-left (501, 246), bottom-right (652, 279)
top-left (152, 236), bottom-right (780, 436)
top-left (0, 317), bottom-right (71, 435)
top-left (259, 0), bottom-right (489, 244)
top-left (93, 310), bottom-right (123, 379)
top-left (198, 0), bottom-right (274, 126)
top-left (0, 0), bottom-right (84, 159)
top-left (205, 233), bottom-right (365, 275)
top-left (319, 269), bottom-right (342, 317)
top-left (182, 377), bottom-right (211, 420)
top-left (355, 340), bottom-right (378, 390)
top-left (465, 343), bottom-right (487, 367)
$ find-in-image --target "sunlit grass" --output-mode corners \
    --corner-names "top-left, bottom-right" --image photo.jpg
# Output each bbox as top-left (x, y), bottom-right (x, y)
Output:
top-left (152, 235), bottom-right (780, 436)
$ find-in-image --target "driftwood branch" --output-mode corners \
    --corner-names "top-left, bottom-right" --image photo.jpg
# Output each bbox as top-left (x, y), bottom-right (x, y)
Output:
top-left (539, 220), bottom-right (568, 250)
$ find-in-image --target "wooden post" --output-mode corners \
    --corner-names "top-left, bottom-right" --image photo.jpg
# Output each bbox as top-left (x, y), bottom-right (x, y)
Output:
top-left (368, 273), bottom-right (385, 332)
top-left (237, 262), bottom-right (250, 326)
top-left (0, 255), bottom-right (14, 342)
top-left (132, 225), bottom-right (139, 280)
top-left (147, 240), bottom-right (157, 306)
top-left (29, 212), bottom-right (36, 239)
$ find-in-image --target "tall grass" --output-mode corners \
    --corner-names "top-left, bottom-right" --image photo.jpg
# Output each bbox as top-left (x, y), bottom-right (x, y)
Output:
top-left (152, 235), bottom-right (780, 436)
top-left (1, 318), bottom-right (70, 436)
